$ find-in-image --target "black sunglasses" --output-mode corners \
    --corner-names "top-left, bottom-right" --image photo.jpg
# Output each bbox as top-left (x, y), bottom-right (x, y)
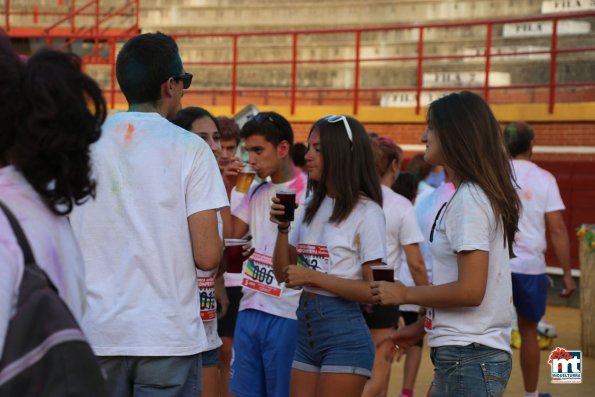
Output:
top-left (172, 72), bottom-right (193, 89)
top-left (254, 113), bottom-right (285, 132)
top-left (429, 202), bottom-right (448, 243)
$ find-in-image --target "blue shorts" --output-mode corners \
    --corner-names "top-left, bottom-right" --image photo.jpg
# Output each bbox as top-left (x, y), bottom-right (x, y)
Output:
top-left (430, 344), bottom-right (511, 397)
top-left (293, 293), bottom-right (374, 378)
top-left (229, 309), bottom-right (297, 397)
top-left (201, 348), bottom-right (219, 368)
top-left (511, 272), bottom-right (548, 322)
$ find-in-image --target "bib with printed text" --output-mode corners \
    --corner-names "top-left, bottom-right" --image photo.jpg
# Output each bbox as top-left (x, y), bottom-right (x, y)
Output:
top-left (197, 276), bottom-right (216, 321)
top-left (296, 244), bottom-right (330, 273)
top-left (242, 251), bottom-right (283, 297)
top-left (424, 307), bottom-right (434, 330)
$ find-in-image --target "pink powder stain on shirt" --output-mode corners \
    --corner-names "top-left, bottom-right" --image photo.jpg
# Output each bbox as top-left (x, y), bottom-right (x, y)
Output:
top-left (288, 172), bottom-right (307, 197)
top-left (523, 190), bottom-right (533, 201)
top-left (124, 124), bottom-right (135, 145)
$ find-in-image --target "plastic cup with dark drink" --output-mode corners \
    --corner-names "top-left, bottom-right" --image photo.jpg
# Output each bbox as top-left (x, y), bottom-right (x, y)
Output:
top-left (236, 164), bottom-right (256, 193)
top-left (276, 188), bottom-right (296, 222)
top-left (372, 266), bottom-right (394, 282)
top-left (224, 239), bottom-right (248, 273)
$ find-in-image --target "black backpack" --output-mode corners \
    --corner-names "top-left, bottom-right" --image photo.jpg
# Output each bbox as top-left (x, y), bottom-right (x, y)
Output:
top-left (0, 202), bottom-right (108, 397)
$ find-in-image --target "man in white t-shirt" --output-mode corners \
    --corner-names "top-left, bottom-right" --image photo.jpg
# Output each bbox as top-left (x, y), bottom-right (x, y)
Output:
top-left (229, 112), bottom-right (308, 397)
top-left (504, 122), bottom-right (577, 397)
top-left (70, 33), bottom-right (228, 396)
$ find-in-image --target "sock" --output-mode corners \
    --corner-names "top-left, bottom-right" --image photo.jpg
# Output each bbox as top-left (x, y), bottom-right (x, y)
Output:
top-left (524, 391), bottom-right (538, 397)
top-left (401, 389), bottom-right (414, 397)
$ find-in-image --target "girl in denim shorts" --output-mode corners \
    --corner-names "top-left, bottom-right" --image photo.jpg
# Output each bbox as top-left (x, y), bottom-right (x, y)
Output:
top-left (270, 115), bottom-right (386, 397)
top-left (371, 92), bottom-right (521, 397)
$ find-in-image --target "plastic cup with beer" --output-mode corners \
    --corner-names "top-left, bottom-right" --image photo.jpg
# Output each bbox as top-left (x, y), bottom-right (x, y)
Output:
top-left (236, 164), bottom-right (256, 193)
top-left (276, 188), bottom-right (296, 222)
top-left (224, 238), bottom-right (248, 273)
top-left (371, 265), bottom-right (394, 282)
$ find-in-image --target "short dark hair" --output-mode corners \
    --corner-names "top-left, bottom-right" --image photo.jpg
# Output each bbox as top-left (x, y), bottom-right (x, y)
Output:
top-left (0, 36), bottom-right (106, 215)
top-left (504, 122), bottom-right (534, 157)
top-left (407, 153), bottom-right (432, 181)
top-left (240, 112), bottom-right (294, 148)
top-left (172, 107), bottom-right (220, 132)
top-left (116, 32), bottom-right (183, 105)
top-left (291, 142), bottom-right (307, 168)
top-left (391, 172), bottom-right (418, 203)
top-left (217, 116), bottom-right (240, 143)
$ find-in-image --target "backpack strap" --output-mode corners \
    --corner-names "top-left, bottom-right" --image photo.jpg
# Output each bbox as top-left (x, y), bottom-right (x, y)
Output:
top-left (249, 181), bottom-right (268, 201)
top-left (0, 201), bottom-right (37, 266)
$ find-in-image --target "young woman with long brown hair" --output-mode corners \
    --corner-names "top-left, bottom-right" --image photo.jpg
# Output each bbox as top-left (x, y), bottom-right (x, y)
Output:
top-left (270, 115), bottom-right (386, 397)
top-left (372, 91), bottom-right (520, 397)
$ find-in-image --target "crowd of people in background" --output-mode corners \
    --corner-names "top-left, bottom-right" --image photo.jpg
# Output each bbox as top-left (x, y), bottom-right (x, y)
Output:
top-left (0, 30), bottom-right (577, 397)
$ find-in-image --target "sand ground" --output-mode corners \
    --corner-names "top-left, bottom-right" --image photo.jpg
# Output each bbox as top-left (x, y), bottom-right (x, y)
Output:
top-left (386, 305), bottom-right (594, 396)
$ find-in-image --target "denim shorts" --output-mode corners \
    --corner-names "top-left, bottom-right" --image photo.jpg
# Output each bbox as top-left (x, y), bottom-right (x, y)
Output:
top-left (201, 347), bottom-right (219, 368)
top-left (293, 293), bottom-right (374, 377)
top-left (430, 344), bottom-right (512, 397)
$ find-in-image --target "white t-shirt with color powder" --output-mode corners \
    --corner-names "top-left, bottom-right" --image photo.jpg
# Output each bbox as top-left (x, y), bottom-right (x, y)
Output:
top-left (381, 185), bottom-right (424, 279)
top-left (290, 196), bottom-right (387, 297)
top-left (510, 159), bottom-right (565, 275)
top-left (399, 182), bottom-right (455, 312)
top-left (224, 182), bottom-right (258, 288)
top-left (232, 172), bottom-right (308, 320)
top-left (70, 112), bottom-right (229, 356)
top-left (0, 166), bottom-right (87, 355)
top-left (427, 183), bottom-right (513, 353)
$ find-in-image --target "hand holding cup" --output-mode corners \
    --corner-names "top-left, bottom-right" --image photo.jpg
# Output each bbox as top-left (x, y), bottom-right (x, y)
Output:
top-left (223, 238), bottom-right (249, 273)
top-left (236, 164), bottom-right (256, 193)
top-left (270, 197), bottom-right (291, 228)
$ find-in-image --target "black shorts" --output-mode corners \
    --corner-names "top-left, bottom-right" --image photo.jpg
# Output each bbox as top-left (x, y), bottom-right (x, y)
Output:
top-left (362, 304), bottom-right (399, 329)
top-left (217, 286), bottom-right (243, 338)
top-left (399, 310), bottom-right (424, 347)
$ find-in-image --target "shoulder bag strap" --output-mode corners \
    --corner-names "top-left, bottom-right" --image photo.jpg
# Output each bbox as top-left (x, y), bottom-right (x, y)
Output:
top-left (0, 201), bottom-right (37, 266)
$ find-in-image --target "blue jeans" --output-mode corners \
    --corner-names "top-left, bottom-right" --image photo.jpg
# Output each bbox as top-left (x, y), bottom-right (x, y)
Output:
top-left (98, 354), bottom-right (201, 397)
top-left (430, 344), bottom-right (511, 397)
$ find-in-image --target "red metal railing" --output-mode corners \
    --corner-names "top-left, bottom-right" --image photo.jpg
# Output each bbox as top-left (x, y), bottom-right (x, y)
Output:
top-left (3, 6), bottom-right (594, 113)
top-left (2, 1), bottom-right (139, 39)
top-left (171, 10), bottom-right (595, 114)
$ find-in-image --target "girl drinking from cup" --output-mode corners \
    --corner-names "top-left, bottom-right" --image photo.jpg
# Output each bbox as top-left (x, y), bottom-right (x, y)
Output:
top-left (270, 115), bottom-right (386, 397)
top-left (371, 91), bottom-right (520, 397)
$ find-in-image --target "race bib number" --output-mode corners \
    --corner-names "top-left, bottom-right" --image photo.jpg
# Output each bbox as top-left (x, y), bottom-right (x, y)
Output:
top-left (424, 308), bottom-right (434, 330)
top-left (242, 251), bottom-right (282, 297)
top-left (296, 244), bottom-right (330, 272)
top-left (197, 276), bottom-right (216, 321)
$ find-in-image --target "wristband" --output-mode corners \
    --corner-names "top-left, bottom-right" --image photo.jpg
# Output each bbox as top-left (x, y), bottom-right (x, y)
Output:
top-left (278, 224), bottom-right (291, 234)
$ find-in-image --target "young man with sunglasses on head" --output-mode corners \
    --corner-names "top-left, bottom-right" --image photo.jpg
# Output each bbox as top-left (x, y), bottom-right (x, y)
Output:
top-left (228, 112), bottom-right (308, 397)
top-left (70, 32), bottom-right (228, 396)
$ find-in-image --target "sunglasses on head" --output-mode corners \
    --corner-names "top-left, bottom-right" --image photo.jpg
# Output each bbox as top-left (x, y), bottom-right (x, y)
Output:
top-left (171, 72), bottom-right (193, 89)
top-left (253, 113), bottom-right (286, 132)
top-left (323, 115), bottom-right (353, 144)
